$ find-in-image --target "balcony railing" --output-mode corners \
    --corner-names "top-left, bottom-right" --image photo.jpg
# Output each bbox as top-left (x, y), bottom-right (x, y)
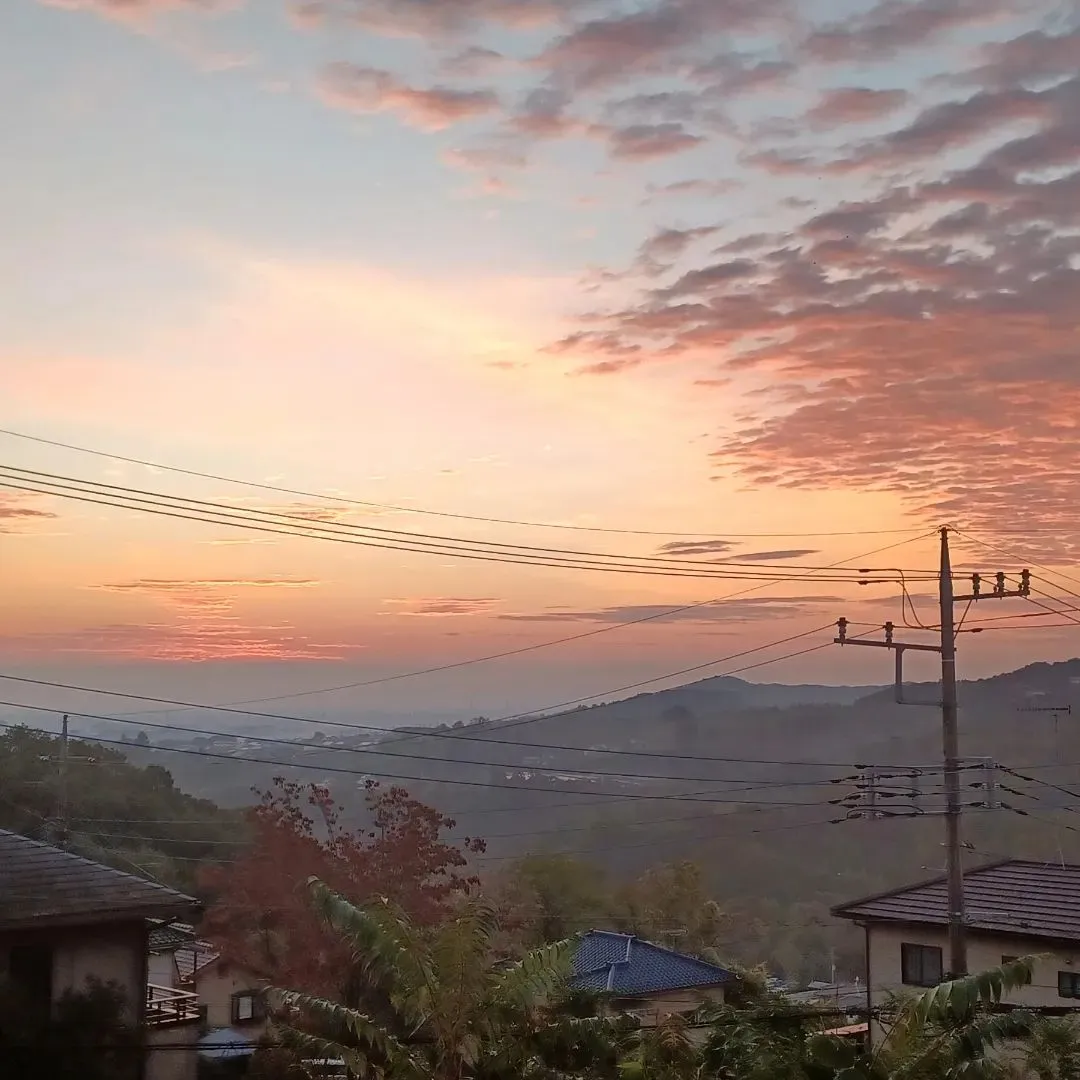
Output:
top-left (146, 983), bottom-right (201, 1026)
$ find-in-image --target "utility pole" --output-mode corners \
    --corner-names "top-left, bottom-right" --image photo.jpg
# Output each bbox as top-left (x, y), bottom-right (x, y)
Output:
top-left (56, 714), bottom-right (70, 845)
top-left (834, 525), bottom-right (1029, 980)
top-left (937, 528), bottom-right (966, 978)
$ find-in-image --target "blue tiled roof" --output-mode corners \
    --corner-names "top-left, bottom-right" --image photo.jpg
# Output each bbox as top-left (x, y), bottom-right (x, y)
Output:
top-left (570, 931), bottom-right (734, 996)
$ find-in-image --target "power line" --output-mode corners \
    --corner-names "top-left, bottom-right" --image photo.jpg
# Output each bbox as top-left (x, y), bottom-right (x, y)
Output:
top-left (0, 715), bottom-right (848, 807)
top-left (952, 529), bottom-right (1080, 599)
top-left (0, 428), bottom-right (939, 538)
top-left (6, 470), bottom-right (925, 583)
top-left (5, 464), bottom-right (935, 577)
top-left (0, 669), bottom-right (867, 786)
top-left (0, 625), bottom-right (839, 747)
top-left (98, 533), bottom-right (934, 717)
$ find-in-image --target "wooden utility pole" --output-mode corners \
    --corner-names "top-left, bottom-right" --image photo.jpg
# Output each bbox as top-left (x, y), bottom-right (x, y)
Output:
top-left (56, 713), bottom-right (69, 845)
top-left (834, 525), bottom-right (1029, 979)
top-left (937, 528), bottom-right (965, 976)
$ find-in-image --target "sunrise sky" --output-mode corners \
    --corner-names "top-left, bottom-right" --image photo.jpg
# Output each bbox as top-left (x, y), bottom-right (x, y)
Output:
top-left (3, 0), bottom-right (1079, 718)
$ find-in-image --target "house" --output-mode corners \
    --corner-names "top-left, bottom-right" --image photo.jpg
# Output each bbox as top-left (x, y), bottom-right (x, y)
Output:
top-left (833, 859), bottom-right (1080, 1044)
top-left (570, 930), bottom-right (734, 1025)
top-left (148, 921), bottom-right (270, 1066)
top-left (0, 828), bottom-right (203, 1080)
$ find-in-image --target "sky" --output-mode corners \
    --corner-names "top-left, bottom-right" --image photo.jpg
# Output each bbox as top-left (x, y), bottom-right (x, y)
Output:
top-left (2, 0), bottom-right (1080, 721)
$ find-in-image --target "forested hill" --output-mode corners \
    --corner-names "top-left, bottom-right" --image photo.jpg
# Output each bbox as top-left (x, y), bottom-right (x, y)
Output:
top-left (0, 726), bottom-right (243, 891)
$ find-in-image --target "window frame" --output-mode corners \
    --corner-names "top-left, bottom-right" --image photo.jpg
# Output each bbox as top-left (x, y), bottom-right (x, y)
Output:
top-left (230, 990), bottom-right (266, 1025)
top-left (900, 942), bottom-right (943, 988)
top-left (1058, 971), bottom-right (1080, 999)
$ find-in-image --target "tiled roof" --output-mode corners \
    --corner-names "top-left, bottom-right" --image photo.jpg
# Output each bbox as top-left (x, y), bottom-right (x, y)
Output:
top-left (570, 931), bottom-right (733, 996)
top-left (148, 921), bottom-right (197, 953)
top-left (176, 941), bottom-right (221, 981)
top-left (0, 829), bottom-right (200, 930)
top-left (146, 919), bottom-right (220, 978)
top-left (833, 860), bottom-right (1080, 941)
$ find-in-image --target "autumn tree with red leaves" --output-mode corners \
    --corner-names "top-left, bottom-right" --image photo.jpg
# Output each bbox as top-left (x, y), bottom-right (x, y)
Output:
top-left (199, 777), bottom-right (484, 997)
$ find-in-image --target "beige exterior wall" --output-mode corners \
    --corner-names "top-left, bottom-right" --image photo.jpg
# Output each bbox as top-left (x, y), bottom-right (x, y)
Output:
top-left (145, 1021), bottom-right (199, 1080)
top-left (194, 959), bottom-right (269, 1040)
top-left (867, 923), bottom-right (1080, 1007)
top-left (613, 985), bottom-right (725, 1028)
top-left (0, 921), bottom-right (147, 1021)
top-left (864, 922), bottom-right (1080, 1045)
top-left (148, 950), bottom-right (179, 989)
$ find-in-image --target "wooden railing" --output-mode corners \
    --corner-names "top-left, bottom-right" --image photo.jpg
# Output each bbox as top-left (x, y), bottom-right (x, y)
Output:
top-left (146, 983), bottom-right (201, 1026)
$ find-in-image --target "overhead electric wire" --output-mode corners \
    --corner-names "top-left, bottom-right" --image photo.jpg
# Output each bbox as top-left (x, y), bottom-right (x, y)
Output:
top-left (0, 427), bottom-right (940, 539)
top-left (999, 765), bottom-right (1080, 805)
top-left (951, 528), bottom-right (1080, 598)
top-left (2, 470), bottom-right (928, 586)
top-left (0, 626), bottom-right (840, 748)
top-left (0, 667), bottom-right (872, 786)
top-left (1022, 590), bottom-right (1080, 628)
top-left (0, 464), bottom-right (940, 576)
top-left (0, 714), bottom-right (846, 808)
top-left (100, 532), bottom-right (936, 717)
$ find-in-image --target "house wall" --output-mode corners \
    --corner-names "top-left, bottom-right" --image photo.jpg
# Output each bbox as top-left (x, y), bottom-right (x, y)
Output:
top-left (148, 951), bottom-right (179, 989)
top-left (867, 923), bottom-right (1080, 1007)
top-left (0, 920), bottom-right (147, 1021)
top-left (615, 985), bottom-right (725, 1027)
top-left (865, 922), bottom-right (1080, 1045)
top-left (145, 1020), bottom-right (199, 1080)
top-left (194, 960), bottom-right (269, 1039)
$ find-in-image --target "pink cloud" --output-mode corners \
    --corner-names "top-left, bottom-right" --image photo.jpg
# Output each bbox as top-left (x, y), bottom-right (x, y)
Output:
top-left (0, 622), bottom-right (354, 662)
top-left (41, 0), bottom-right (230, 15)
top-left (805, 86), bottom-right (909, 127)
top-left (316, 63), bottom-right (499, 131)
top-left (604, 122), bottom-right (704, 161)
top-left (535, 0), bottom-right (788, 89)
top-left (90, 577), bottom-right (320, 615)
top-left (382, 596), bottom-right (503, 617)
top-left (552, 26), bottom-right (1080, 556)
top-left (0, 494), bottom-right (58, 533)
top-left (317, 0), bottom-right (593, 36)
top-left (803, 0), bottom-right (1024, 63)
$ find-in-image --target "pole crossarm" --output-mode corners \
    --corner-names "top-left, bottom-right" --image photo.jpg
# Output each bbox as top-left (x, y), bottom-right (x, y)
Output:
top-left (830, 526), bottom-right (1033, 983)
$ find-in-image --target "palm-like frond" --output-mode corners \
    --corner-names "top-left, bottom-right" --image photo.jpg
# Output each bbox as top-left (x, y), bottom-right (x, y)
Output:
top-left (493, 939), bottom-right (576, 1013)
top-left (274, 989), bottom-right (416, 1071)
top-left (277, 879), bottom-right (618, 1080)
top-left (906, 956), bottom-right (1036, 1029)
top-left (306, 879), bottom-right (435, 1028)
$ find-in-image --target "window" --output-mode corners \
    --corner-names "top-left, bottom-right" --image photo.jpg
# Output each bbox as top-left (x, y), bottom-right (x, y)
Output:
top-left (901, 943), bottom-right (943, 987)
top-left (1058, 972), bottom-right (1080, 999)
top-left (231, 990), bottom-right (266, 1025)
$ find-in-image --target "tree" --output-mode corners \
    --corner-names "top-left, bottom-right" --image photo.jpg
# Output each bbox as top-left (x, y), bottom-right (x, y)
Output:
top-left (275, 880), bottom-right (630, 1080)
top-left (807, 956), bottom-right (1040, 1080)
top-left (0, 725), bottom-right (238, 891)
top-left (200, 777), bottom-right (484, 996)
top-left (613, 862), bottom-right (731, 957)
top-left (1023, 1016), bottom-right (1080, 1080)
top-left (0, 977), bottom-right (142, 1080)
top-left (490, 854), bottom-right (610, 950)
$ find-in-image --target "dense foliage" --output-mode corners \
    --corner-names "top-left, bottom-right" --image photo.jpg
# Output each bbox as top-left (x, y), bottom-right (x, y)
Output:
top-left (0, 977), bottom-right (142, 1080)
top-left (275, 879), bottom-right (633, 1080)
top-left (200, 777), bottom-right (485, 996)
top-left (269, 887), bottom-right (1080, 1080)
top-left (0, 726), bottom-right (241, 890)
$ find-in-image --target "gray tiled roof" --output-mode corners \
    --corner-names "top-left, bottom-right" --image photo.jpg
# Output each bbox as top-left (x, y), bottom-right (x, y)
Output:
top-left (833, 860), bottom-right (1080, 941)
top-left (176, 941), bottom-right (220, 981)
top-left (0, 829), bottom-right (200, 930)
